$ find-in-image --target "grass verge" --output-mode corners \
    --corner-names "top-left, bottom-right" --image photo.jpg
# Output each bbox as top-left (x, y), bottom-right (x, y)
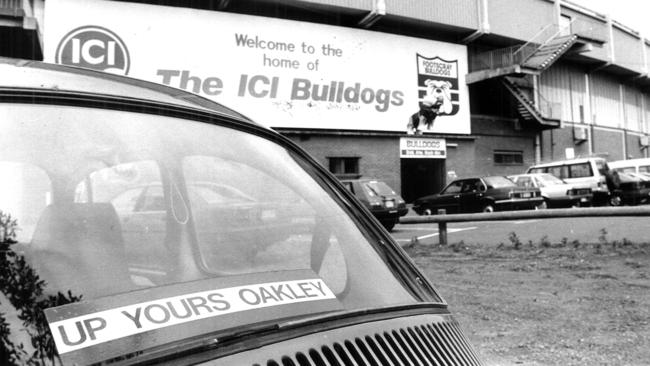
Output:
top-left (404, 233), bottom-right (650, 366)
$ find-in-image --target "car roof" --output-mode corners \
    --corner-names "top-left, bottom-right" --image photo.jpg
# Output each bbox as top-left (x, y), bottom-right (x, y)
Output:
top-left (453, 176), bottom-right (505, 180)
top-left (0, 57), bottom-right (252, 123)
top-left (510, 173), bottom-right (552, 178)
top-left (529, 157), bottom-right (606, 168)
top-left (608, 157), bottom-right (650, 168)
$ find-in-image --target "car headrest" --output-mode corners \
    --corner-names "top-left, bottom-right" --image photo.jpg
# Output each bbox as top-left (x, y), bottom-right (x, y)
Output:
top-left (31, 203), bottom-right (124, 251)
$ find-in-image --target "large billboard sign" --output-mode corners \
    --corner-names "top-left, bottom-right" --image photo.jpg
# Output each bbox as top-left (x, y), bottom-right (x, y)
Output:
top-left (45, 0), bottom-right (470, 134)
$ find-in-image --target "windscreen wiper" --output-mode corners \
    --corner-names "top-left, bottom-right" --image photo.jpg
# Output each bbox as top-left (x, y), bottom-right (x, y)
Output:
top-left (127, 304), bottom-right (447, 365)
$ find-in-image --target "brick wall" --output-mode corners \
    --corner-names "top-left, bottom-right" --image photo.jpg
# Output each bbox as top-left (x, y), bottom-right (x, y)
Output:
top-left (282, 113), bottom-right (561, 196)
top-left (626, 133), bottom-right (646, 159)
top-left (592, 128), bottom-right (625, 161)
top-left (539, 125), bottom-right (643, 162)
top-left (445, 138), bottom-right (476, 182)
top-left (284, 134), bottom-right (403, 194)
top-left (473, 135), bottom-right (536, 176)
top-left (471, 116), bottom-right (537, 175)
top-left (540, 125), bottom-right (591, 162)
top-left (284, 133), bottom-right (479, 195)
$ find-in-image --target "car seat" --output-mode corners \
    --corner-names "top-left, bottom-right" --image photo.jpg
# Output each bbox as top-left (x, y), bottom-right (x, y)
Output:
top-left (29, 203), bottom-right (134, 299)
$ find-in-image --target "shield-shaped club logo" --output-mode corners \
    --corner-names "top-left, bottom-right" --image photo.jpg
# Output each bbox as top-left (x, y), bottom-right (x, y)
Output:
top-left (416, 54), bottom-right (459, 116)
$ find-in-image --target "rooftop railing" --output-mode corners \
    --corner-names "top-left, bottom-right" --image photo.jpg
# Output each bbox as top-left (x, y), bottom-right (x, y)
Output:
top-left (470, 20), bottom-right (577, 73)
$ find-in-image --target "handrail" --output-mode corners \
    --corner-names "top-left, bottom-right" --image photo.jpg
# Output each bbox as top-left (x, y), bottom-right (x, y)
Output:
top-left (536, 89), bottom-right (562, 120)
top-left (515, 18), bottom-right (577, 64)
top-left (400, 206), bottom-right (650, 244)
top-left (471, 19), bottom-right (576, 72)
top-left (502, 77), bottom-right (561, 121)
top-left (513, 23), bottom-right (557, 57)
top-left (470, 45), bottom-right (524, 71)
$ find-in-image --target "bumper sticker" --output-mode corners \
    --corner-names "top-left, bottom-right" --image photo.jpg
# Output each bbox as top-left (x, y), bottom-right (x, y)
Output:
top-left (45, 270), bottom-right (341, 364)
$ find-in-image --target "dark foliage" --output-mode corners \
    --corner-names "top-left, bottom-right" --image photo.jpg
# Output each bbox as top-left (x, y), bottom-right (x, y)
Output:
top-left (0, 211), bottom-right (81, 365)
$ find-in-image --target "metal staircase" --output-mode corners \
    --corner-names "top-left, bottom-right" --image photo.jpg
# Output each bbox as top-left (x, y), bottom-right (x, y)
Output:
top-left (521, 34), bottom-right (578, 71)
top-left (500, 77), bottom-right (560, 129)
top-left (466, 23), bottom-right (582, 129)
top-left (468, 22), bottom-right (580, 83)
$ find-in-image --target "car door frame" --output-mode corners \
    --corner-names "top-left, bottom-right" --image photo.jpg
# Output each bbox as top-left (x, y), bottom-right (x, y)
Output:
top-left (459, 178), bottom-right (485, 213)
top-left (429, 180), bottom-right (463, 214)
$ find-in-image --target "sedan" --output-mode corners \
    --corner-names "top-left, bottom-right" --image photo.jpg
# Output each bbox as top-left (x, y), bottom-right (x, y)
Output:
top-left (108, 181), bottom-right (296, 275)
top-left (340, 178), bottom-right (408, 231)
top-left (412, 176), bottom-right (543, 215)
top-left (0, 58), bottom-right (482, 365)
top-left (509, 173), bottom-right (593, 208)
top-left (609, 172), bottom-right (650, 206)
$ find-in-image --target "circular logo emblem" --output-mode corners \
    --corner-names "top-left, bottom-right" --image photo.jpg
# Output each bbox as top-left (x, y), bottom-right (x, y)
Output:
top-left (55, 26), bottom-right (130, 75)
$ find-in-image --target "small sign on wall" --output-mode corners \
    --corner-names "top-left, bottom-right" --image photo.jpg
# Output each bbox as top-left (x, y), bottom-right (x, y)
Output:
top-left (565, 147), bottom-right (575, 159)
top-left (400, 137), bottom-right (446, 159)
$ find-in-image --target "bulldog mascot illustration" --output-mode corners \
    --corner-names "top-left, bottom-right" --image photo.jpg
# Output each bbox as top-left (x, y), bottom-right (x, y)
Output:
top-left (407, 79), bottom-right (453, 134)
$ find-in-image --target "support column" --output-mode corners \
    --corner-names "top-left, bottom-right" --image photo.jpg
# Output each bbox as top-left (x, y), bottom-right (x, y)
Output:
top-left (553, 0), bottom-right (561, 27)
top-left (584, 73), bottom-right (594, 155)
top-left (533, 74), bottom-right (542, 163)
top-left (620, 84), bottom-right (628, 159)
top-left (607, 15), bottom-right (616, 64)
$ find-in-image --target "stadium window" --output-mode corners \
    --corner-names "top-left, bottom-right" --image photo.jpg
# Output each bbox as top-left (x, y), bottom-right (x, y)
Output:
top-left (494, 150), bottom-right (524, 166)
top-left (328, 157), bottom-right (360, 178)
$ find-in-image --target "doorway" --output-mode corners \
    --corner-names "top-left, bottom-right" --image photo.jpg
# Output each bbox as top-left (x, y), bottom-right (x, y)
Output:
top-left (400, 158), bottom-right (446, 203)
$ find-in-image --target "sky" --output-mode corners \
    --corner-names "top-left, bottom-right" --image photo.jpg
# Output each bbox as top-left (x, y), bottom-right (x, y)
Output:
top-left (570, 0), bottom-right (650, 37)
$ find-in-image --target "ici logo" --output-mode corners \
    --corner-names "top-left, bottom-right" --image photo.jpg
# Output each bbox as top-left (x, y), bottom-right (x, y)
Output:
top-left (56, 26), bottom-right (130, 75)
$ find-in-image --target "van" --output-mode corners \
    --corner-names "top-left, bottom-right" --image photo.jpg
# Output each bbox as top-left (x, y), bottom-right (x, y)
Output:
top-left (0, 58), bottom-right (482, 365)
top-left (608, 157), bottom-right (650, 177)
top-left (526, 157), bottom-right (610, 205)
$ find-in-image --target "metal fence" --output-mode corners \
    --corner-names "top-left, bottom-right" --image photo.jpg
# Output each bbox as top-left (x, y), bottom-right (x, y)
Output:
top-left (400, 206), bottom-right (650, 245)
top-left (469, 45), bottom-right (527, 72)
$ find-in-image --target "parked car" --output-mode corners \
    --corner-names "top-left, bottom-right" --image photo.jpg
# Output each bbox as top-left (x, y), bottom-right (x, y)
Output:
top-left (608, 157), bottom-right (650, 177)
top-left (626, 172), bottom-right (650, 181)
top-left (608, 172), bottom-right (650, 206)
top-left (508, 173), bottom-right (593, 208)
top-left (412, 176), bottom-right (543, 215)
top-left (0, 58), bottom-right (482, 365)
top-left (527, 157), bottom-right (610, 205)
top-left (86, 181), bottom-right (294, 275)
top-left (339, 178), bottom-right (407, 231)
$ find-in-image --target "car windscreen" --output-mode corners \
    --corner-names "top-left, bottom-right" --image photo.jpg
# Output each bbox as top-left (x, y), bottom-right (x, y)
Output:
top-left (537, 174), bottom-right (564, 186)
top-left (511, 176), bottom-right (533, 188)
top-left (614, 167), bottom-right (636, 174)
top-left (617, 172), bottom-right (640, 183)
top-left (528, 167), bottom-right (546, 174)
top-left (363, 181), bottom-right (396, 197)
top-left (595, 160), bottom-right (608, 175)
top-left (483, 176), bottom-right (516, 188)
top-left (0, 103), bottom-right (425, 364)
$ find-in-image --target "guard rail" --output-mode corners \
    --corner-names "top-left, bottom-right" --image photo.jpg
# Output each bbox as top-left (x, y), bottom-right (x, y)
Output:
top-left (399, 206), bottom-right (650, 245)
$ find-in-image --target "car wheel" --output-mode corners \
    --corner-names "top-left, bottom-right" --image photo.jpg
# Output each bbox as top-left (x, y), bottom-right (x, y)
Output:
top-left (536, 200), bottom-right (548, 210)
top-left (608, 195), bottom-right (622, 207)
top-left (423, 208), bottom-right (433, 216)
top-left (481, 204), bottom-right (495, 213)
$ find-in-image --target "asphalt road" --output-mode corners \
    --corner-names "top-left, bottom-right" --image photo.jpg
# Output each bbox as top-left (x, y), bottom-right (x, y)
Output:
top-left (391, 212), bottom-right (650, 246)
